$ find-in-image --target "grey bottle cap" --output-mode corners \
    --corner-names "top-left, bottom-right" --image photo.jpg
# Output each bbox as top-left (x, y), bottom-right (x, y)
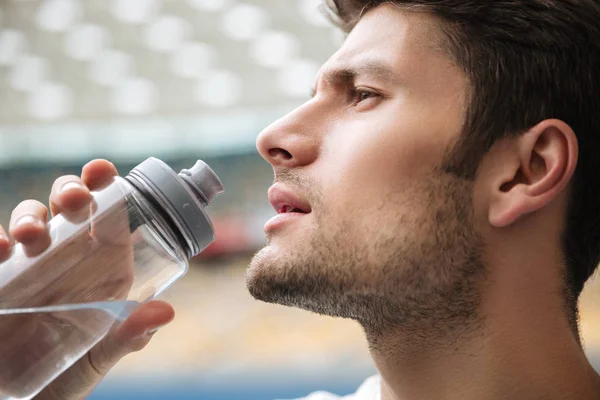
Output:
top-left (179, 160), bottom-right (223, 205)
top-left (127, 157), bottom-right (224, 259)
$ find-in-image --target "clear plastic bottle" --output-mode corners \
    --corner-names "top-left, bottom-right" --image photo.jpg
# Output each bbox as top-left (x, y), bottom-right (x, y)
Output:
top-left (0, 157), bottom-right (224, 400)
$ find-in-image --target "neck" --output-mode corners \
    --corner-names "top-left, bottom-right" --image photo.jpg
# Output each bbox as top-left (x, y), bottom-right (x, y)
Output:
top-left (366, 260), bottom-right (600, 400)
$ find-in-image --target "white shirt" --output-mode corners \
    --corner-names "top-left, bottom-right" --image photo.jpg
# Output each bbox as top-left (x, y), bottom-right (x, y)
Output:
top-left (281, 375), bottom-right (381, 400)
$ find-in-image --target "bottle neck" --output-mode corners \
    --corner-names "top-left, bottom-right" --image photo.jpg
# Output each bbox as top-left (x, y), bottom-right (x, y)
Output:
top-left (124, 176), bottom-right (194, 259)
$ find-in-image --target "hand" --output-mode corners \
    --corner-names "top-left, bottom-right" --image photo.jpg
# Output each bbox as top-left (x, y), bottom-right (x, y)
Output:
top-left (0, 160), bottom-right (175, 400)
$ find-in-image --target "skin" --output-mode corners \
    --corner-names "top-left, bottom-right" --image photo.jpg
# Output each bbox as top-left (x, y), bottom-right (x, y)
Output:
top-left (2, 4), bottom-right (600, 400)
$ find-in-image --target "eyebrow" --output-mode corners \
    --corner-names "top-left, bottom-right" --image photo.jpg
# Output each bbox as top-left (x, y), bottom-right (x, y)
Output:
top-left (311, 59), bottom-right (400, 97)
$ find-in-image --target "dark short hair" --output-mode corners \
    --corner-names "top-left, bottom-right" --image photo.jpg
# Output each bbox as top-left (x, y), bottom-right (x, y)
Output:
top-left (325, 0), bottom-right (600, 327)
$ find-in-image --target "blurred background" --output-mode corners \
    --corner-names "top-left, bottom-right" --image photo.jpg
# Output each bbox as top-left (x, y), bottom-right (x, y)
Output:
top-left (0, 0), bottom-right (599, 399)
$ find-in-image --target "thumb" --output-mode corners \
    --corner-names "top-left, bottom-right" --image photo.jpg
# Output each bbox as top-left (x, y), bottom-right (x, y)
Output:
top-left (37, 301), bottom-right (175, 400)
top-left (89, 301), bottom-right (175, 374)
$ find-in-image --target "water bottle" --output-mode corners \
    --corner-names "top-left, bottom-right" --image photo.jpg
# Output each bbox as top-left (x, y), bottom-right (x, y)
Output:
top-left (0, 157), bottom-right (224, 400)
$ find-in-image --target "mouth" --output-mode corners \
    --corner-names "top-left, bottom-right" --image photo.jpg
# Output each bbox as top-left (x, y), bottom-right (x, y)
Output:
top-left (268, 185), bottom-right (312, 215)
top-left (264, 184), bottom-right (311, 232)
top-left (275, 204), bottom-right (309, 214)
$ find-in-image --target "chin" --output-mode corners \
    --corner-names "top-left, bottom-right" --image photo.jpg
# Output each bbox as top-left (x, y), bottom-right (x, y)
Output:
top-left (245, 245), bottom-right (280, 300)
top-left (244, 243), bottom-right (339, 315)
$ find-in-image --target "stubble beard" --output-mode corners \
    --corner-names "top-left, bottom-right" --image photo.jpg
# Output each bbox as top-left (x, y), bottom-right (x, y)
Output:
top-left (245, 168), bottom-right (487, 348)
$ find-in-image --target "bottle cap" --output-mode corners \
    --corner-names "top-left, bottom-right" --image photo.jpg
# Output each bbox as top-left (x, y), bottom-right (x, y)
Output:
top-left (179, 160), bottom-right (224, 205)
top-left (126, 157), bottom-right (224, 258)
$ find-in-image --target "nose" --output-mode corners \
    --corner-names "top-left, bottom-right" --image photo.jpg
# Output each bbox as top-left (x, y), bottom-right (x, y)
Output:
top-left (256, 104), bottom-right (319, 169)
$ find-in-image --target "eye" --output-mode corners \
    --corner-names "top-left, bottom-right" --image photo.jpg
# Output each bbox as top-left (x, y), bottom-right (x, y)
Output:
top-left (350, 88), bottom-right (380, 107)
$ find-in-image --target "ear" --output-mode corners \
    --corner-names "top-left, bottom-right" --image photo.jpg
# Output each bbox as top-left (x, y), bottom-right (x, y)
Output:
top-left (489, 119), bottom-right (578, 227)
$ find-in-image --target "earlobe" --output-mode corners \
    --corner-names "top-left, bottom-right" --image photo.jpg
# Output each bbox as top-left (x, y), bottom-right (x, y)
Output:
top-left (488, 119), bottom-right (578, 228)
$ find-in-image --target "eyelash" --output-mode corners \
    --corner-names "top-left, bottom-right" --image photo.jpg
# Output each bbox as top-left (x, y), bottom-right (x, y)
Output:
top-left (350, 87), bottom-right (380, 107)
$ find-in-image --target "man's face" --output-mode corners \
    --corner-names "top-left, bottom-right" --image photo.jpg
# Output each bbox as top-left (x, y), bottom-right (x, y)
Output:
top-left (246, 6), bottom-right (485, 334)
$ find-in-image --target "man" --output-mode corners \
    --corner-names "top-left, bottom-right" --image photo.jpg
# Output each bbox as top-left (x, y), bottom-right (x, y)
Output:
top-left (2, 0), bottom-right (600, 398)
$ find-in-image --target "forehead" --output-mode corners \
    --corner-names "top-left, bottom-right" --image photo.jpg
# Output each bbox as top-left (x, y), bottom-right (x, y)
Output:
top-left (321, 5), bottom-right (457, 87)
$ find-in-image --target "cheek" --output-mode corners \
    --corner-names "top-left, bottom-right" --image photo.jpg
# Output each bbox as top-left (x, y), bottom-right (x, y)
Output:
top-left (319, 119), bottom-right (440, 207)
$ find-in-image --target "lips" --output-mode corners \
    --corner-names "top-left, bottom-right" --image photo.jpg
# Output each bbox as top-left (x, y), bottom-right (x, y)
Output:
top-left (268, 185), bottom-right (311, 215)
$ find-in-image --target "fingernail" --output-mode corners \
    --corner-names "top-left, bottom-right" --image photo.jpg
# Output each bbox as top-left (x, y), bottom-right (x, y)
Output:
top-left (14, 215), bottom-right (42, 229)
top-left (60, 181), bottom-right (84, 193)
top-left (146, 324), bottom-right (168, 336)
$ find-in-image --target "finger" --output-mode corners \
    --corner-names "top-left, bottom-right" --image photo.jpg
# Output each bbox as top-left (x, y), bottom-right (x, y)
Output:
top-left (90, 301), bottom-right (175, 374)
top-left (89, 194), bottom-right (132, 246)
top-left (115, 300), bottom-right (175, 339)
top-left (36, 301), bottom-right (175, 400)
top-left (0, 225), bottom-right (11, 262)
top-left (83, 162), bottom-right (131, 245)
top-left (81, 159), bottom-right (119, 191)
top-left (49, 175), bottom-right (92, 220)
top-left (81, 160), bottom-right (129, 246)
top-left (9, 200), bottom-right (51, 257)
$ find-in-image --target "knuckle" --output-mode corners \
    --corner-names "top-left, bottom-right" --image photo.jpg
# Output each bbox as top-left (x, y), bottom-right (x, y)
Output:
top-left (11, 199), bottom-right (46, 217)
top-left (129, 336), bottom-right (151, 353)
top-left (92, 158), bottom-right (114, 166)
top-left (84, 159), bottom-right (118, 175)
top-left (84, 159), bottom-right (108, 169)
top-left (52, 175), bottom-right (82, 190)
top-left (89, 339), bottom-right (115, 376)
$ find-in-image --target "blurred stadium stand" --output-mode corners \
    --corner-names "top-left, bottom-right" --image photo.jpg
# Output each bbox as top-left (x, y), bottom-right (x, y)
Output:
top-left (0, 1), bottom-right (599, 399)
